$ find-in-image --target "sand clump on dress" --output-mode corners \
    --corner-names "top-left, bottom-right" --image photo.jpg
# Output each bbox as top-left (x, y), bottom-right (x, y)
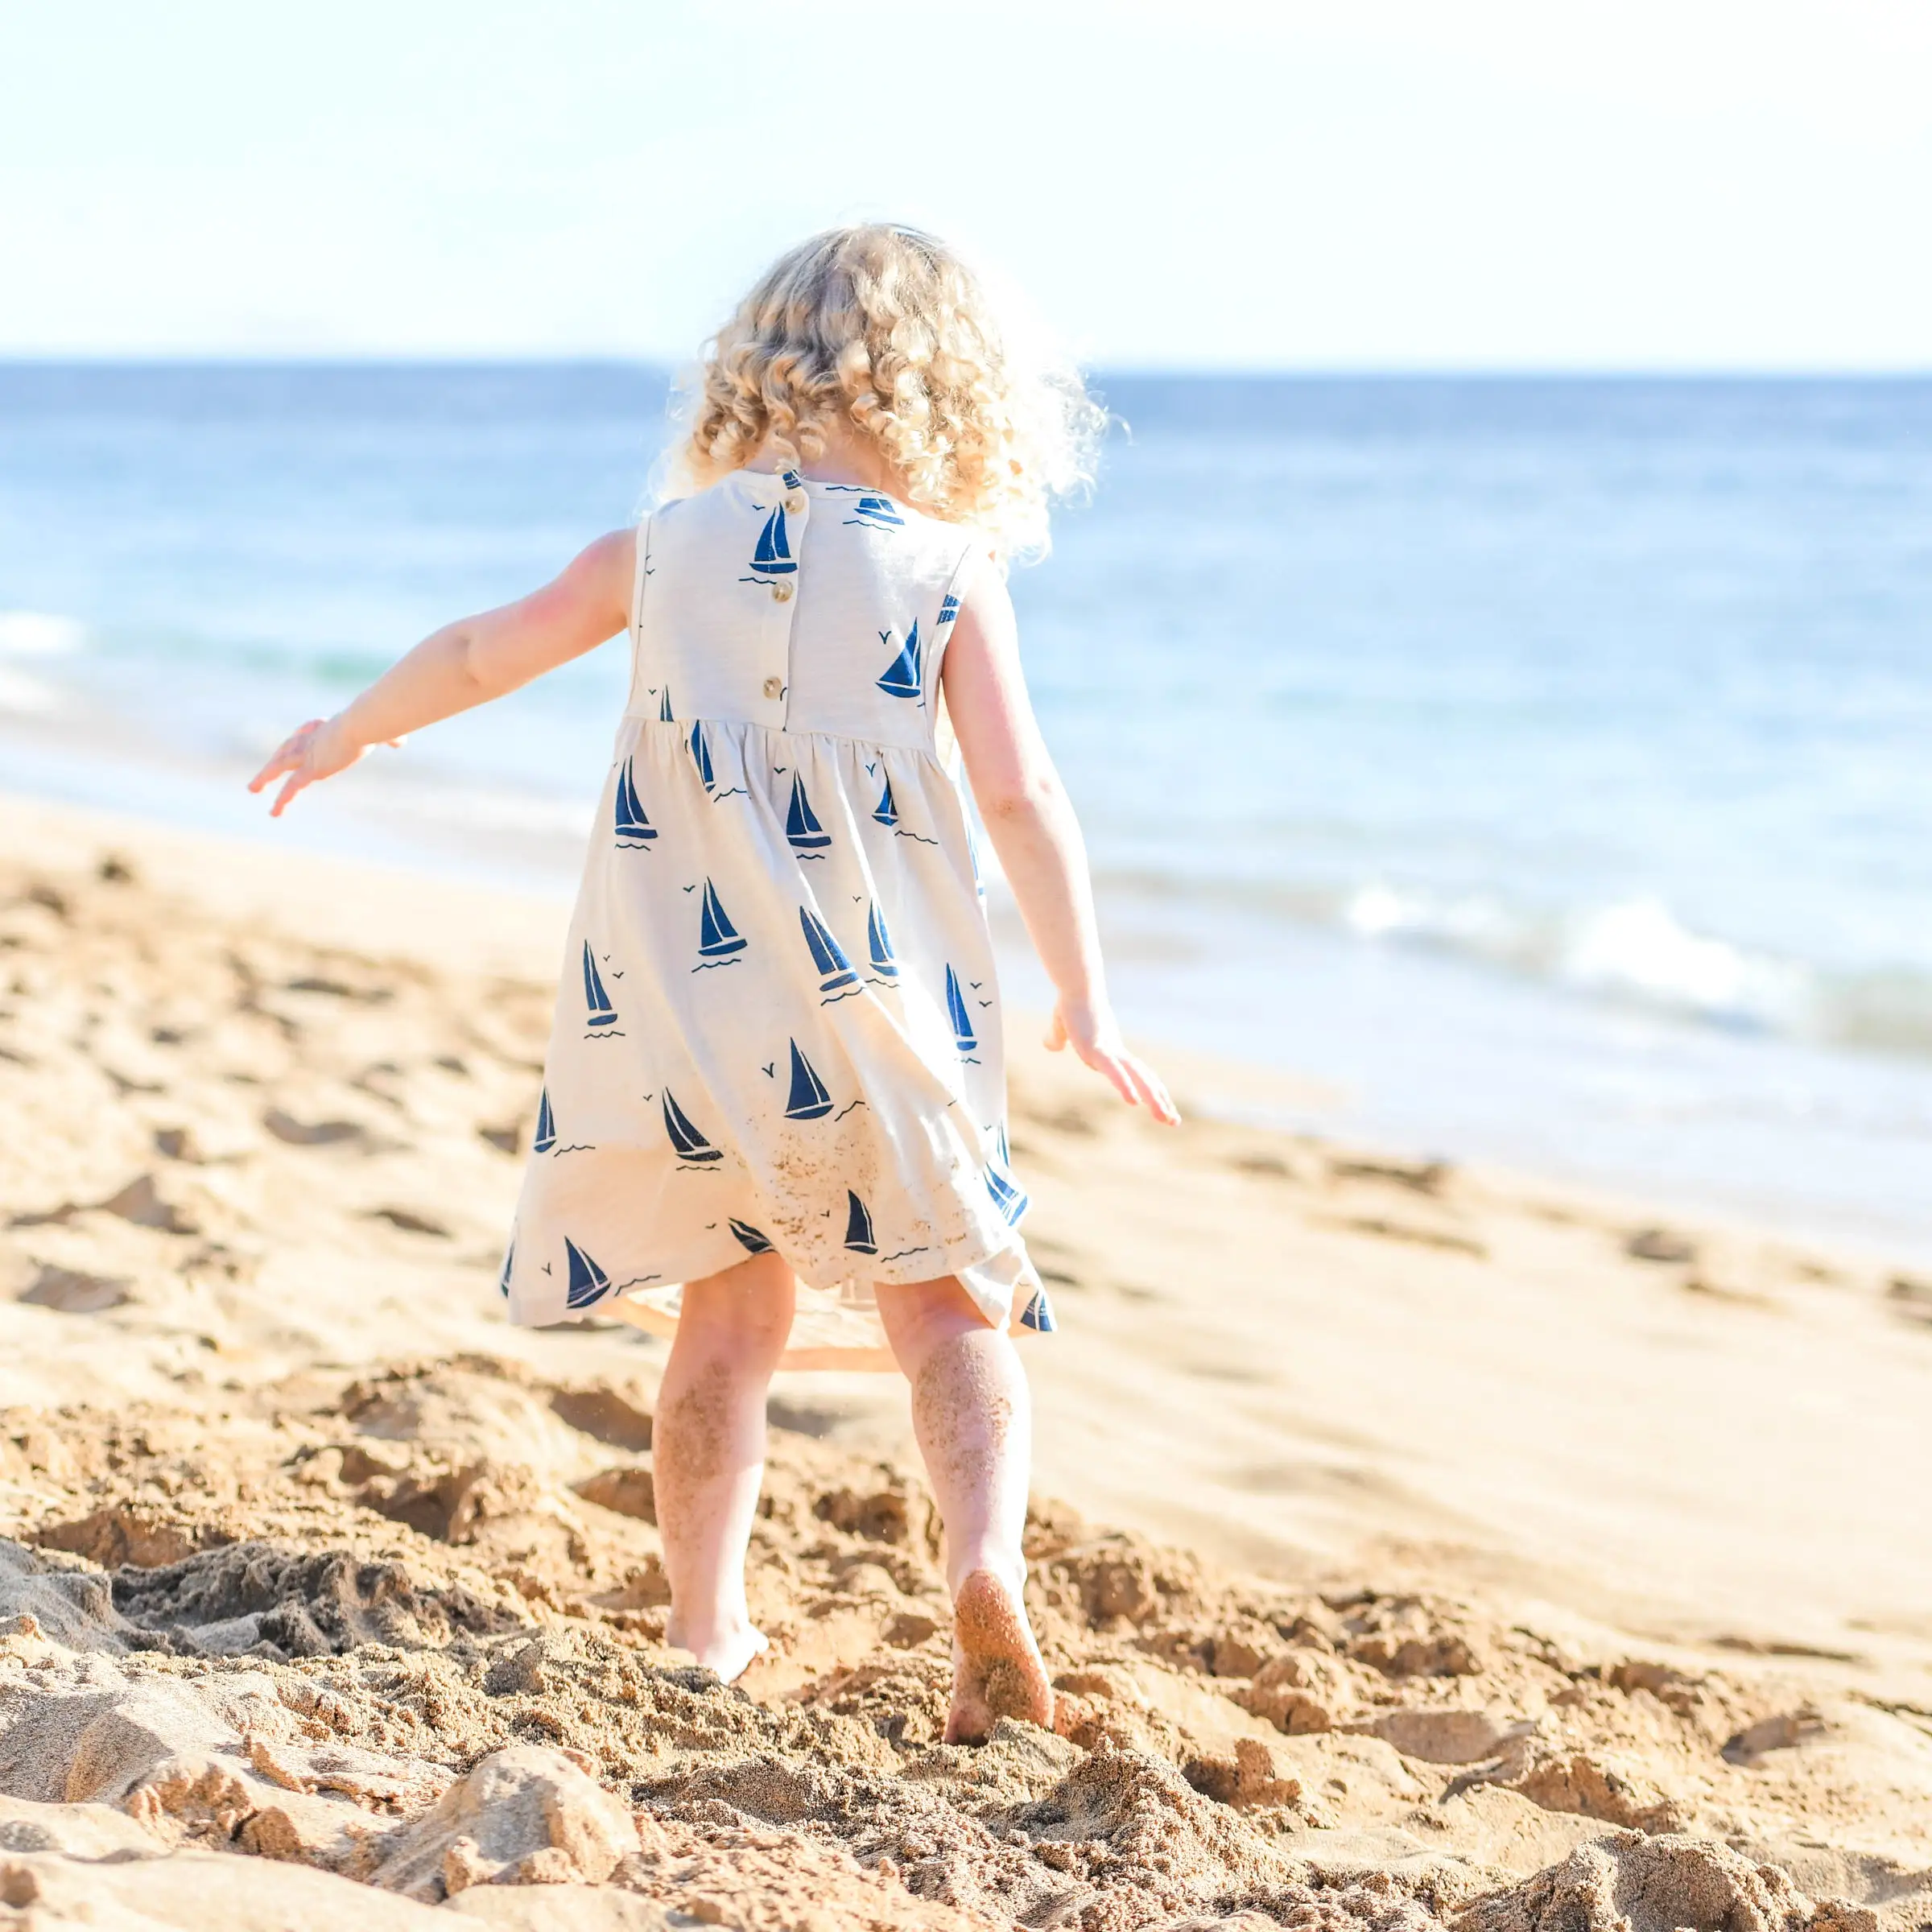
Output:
top-left (2, 825), bottom-right (1930, 1929)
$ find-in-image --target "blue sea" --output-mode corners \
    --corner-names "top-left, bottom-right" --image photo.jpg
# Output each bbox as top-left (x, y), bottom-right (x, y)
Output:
top-left (2, 365), bottom-right (1929, 1259)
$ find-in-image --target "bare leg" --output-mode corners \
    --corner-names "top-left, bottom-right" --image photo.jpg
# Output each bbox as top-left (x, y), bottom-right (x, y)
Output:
top-left (877, 1276), bottom-right (1051, 1743)
top-left (653, 1253), bottom-right (795, 1682)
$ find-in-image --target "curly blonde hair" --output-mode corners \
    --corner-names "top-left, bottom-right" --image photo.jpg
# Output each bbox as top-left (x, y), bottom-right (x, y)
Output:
top-left (671, 225), bottom-right (1104, 562)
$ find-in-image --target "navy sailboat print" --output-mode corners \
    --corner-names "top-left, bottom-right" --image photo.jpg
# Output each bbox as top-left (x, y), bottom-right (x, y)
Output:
top-left (866, 901), bottom-right (898, 980)
top-left (937, 592), bottom-right (960, 625)
top-left (799, 907), bottom-right (860, 995)
top-left (534, 1088), bottom-right (555, 1154)
top-left (1018, 1287), bottom-right (1056, 1332)
top-left (688, 720), bottom-right (715, 792)
top-left (946, 964), bottom-right (977, 1054)
top-left (844, 1190), bottom-right (877, 1254)
top-left (613, 759), bottom-right (656, 847)
top-left (783, 1039), bottom-right (832, 1121)
top-left (844, 493), bottom-right (904, 530)
top-left (658, 685), bottom-right (674, 722)
top-left (786, 774), bottom-right (831, 851)
top-left (697, 880), bottom-right (747, 962)
top-left (498, 1235), bottom-right (514, 1298)
top-left (747, 504), bottom-right (797, 577)
top-left (876, 621), bottom-right (923, 699)
top-left (729, 1218), bottom-right (774, 1255)
top-left (564, 1236), bottom-right (613, 1311)
top-left (985, 1162), bottom-right (1029, 1225)
top-left (583, 943), bottom-right (618, 1030)
top-left (872, 775), bottom-right (898, 828)
top-left (662, 1090), bottom-right (724, 1163)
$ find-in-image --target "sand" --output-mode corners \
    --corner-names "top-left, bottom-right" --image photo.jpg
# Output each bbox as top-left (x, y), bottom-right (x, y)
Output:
top-left (1, 786), bottom-right (1929, 1930)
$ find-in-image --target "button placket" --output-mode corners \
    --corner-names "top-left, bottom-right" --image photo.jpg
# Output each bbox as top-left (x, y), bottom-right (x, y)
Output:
top-left (762, 485), bottom-right (803, 724)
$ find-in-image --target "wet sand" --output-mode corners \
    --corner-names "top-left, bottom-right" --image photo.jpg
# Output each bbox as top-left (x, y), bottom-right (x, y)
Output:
top-left (2, 786), bottom-right (1929, 1930)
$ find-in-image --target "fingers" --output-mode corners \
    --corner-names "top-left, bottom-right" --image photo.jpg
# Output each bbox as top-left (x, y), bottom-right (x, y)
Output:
top-left (1075, 1039), bottom-right (1140, 1108)
top-left (1121, 1053), bottom-right (1182, 1125)
top-left (270, 769), bottom-right (312, 817)
top-left (248, 721), bottom-right (323, 796)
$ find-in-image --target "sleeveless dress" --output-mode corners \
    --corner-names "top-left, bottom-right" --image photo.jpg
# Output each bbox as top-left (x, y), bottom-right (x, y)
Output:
top-left (498, 469), bottom-right (1052, 1369)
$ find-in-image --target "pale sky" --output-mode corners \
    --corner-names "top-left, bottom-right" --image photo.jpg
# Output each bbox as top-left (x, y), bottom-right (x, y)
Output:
top-left (2, 0), bottom-right (1929, 369)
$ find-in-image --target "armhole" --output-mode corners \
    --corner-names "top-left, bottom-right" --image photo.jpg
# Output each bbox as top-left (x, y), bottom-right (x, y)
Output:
top-left (930, 537), bottom-right (982, 778)
top-left (630, 510), bottom-right (654, 640)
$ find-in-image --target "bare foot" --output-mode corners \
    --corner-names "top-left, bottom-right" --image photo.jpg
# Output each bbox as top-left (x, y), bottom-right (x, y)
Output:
top-left (946, 1568), bottom-right (1053, 1744)
top-left (667, 1620), bottom-right (770, 1685)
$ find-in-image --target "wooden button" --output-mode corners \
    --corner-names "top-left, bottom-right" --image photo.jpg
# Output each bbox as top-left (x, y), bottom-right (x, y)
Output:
top-left (770, 580), bottom-right (795, 603)
top-left (786, 493), bottom-right (807, 515)
top-left (762, 675), bottom-right (783, 700)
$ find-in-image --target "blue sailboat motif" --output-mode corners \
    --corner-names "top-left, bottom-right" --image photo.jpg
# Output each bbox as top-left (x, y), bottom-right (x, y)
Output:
top-left (844, 1190), bottom-right (877, 1254)
top-left (658, 686), bottom-right (674, 723)
top-left (729, 1218), bottom-right (774, 1255)
top-left (844, 493), bottom-right (904, 530)
top-left (688, 720), bottom-right (715, 792)
top-left (866, 902), bottom-right (898, 980)
top-left (747, 504), bottom-right (797, 576)
top-left (945, 964), bottom-right (977, 1055)
top-left (985, 1162), bottom-right (1029, 1225)
top-left (872, 776), bottom-right (898, 828)
top-left (786, 774), bottom-right (831, 852)
top-left (783, 1039), bottom-right (832, 1121)
top-left (662, 1090), bottom-right (724, 1163)
top-left (498, 1236), bottom-right (514, 1298)
top-left (564, 1236), bottom-right (613, 1311)
top-left (582, 943), bottom-right (618, 1030)
top-left (613, 759), bottom-right (656, 847)
top-left (936, 592), bottom-right (960, 625)
top-left (697, 880), bottom-right (747, 961)
top-left (534, 1088), bottom-right (555, 1154)
top-left (1018, 1287), bottom-right (1056, 1332)
top-left (876, 621), bottom-right (923, 700)
top-left (799, 907), bottom-right (860, 994)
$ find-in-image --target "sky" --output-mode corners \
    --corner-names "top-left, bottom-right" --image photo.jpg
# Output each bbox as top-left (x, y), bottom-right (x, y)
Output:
top-left (2, 1), bottom-right (1929, 369)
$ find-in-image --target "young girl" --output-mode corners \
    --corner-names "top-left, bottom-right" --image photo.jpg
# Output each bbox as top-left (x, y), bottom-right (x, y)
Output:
top-left (250, 224), bottom-right (1178, 1743)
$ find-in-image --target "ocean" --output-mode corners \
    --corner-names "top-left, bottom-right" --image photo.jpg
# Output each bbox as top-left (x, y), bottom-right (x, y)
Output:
top-left (2, 364), bottom-right (1928, 1258)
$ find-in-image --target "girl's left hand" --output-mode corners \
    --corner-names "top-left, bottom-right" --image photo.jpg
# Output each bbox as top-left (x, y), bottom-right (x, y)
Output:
top-left (248, 716), bottom-right (394, 816)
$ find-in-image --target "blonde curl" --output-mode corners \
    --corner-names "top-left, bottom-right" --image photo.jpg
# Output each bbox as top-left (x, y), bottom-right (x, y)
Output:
top-left (668, 225), bottom-right (1104, 564)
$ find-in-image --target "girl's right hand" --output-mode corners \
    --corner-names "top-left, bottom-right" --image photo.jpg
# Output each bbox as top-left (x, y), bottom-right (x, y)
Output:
top-left (248, 715), bottom-right (386, 817)
top-left (1046, 997), bottom-right (1181, 1125)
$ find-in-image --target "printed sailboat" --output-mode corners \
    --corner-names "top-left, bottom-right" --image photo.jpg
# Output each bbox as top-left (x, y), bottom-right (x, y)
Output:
top-left (662, 1090), bottom-right (724, 1162)
top-left (799, 907), bottom-right (859, 993)
top-left (658, 686), bottom-right (674, 723)
top-left (1018, 1287), bottom-right (1056, 1332)
top-left (698, 880), bottom-right (747, 959)
top-left (783, 1039), bottom-right (832, 1121)
top-left (497, 1236), bottom-right (514, 1298)
top-left (749, 505), bottom-right (797, 576)
top-left (876, 621), bottom-right (923, 699)
top-left (872, 776), bottom-right (898, 828)
top-left (729, 1218), bottom-right (774, 1254)
top-left (844, 1190), bottom-right (877, 1254)
top-left (847, 493), bottom-right (904, 529)
top-left (786, 774), bottom-right (831, 850)
top-left (564, 1236), bottom-right (612, 1311)
top-left (582, 943), bottom-right (618, 1029)
top-left (534, 1088), bottom-right (555, 1154)
top-left (866, 902), bottom-right (898, 980)
top-left (985, 1162), bottom-right (1029, 1224)
top-left (689, 720), bottom-right (715, 791)
top-left (945, 964), bottom-right (977, 1054)
top-left (937, 592), bottom-right (960, 625)
top-left (613, 759), bottom-right (656, 846)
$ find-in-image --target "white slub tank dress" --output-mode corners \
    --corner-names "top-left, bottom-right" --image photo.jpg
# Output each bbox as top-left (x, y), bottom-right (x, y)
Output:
top-left (499, 469), bottom-right (1051, 1368)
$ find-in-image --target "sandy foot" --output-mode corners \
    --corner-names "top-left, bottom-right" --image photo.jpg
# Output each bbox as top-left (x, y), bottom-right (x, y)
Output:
top-left (946, 1567), bottom-right (1054, 1744)
top-left (667, 1620), bottom-right (770, 1685)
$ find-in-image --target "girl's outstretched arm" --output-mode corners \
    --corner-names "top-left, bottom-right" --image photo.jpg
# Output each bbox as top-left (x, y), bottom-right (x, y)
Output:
top-left (941, 551), bottom-right (1179, 1125)
top-left (249, 528), bottom-right (635, 816)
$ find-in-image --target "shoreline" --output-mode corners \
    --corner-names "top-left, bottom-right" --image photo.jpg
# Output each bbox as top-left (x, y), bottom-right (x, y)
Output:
top-left (5, 785), bottom-right (1932, 1919)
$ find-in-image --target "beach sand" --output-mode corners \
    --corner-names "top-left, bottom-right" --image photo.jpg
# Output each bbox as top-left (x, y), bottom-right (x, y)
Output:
top-left (2, 786), bottom-right (1929, 1930)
